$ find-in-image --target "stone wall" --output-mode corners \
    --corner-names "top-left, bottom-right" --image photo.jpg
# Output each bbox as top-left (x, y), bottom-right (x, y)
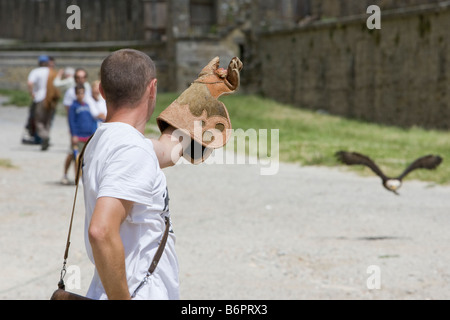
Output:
top-left (175, 29), bottom-right (245, 90)
top-left (311, 0), bottom-right (443, 19)
top-left (257, 3), bottom-right (450, 129)
top-left (0, 43), bottom-right (169, 92)
top-left (0, 0), bottom-right (443, 43)
top-left (0, 0), bottom-right (145, 42)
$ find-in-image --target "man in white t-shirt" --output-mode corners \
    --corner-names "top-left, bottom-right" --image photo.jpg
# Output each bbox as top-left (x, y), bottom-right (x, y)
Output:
top-left (25, 54), bottom-right (61, 150)
top-left (28, 56), bottom-right (50, 103)
top-left (82, 49), bottom-right (184, 300)
top-left (23, 55), bottom-right (50, 145)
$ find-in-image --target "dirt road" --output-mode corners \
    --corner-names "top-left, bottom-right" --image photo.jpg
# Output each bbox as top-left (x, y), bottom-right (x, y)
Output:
top-left (1, 101), bottom-right (449, 300)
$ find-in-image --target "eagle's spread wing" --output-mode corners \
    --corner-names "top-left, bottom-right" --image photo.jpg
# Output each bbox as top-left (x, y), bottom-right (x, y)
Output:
top-left (397, 155), bottom-right (443, 180)
top-left (335, 151), bottom-right (388, 180)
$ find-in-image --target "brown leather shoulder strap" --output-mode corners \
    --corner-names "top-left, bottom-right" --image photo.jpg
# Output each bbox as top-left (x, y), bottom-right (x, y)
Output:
top-left (58, 135), bottom-right (92, 289)
top-left (149, 216), bottom-right (171, 274)
top-left (131, 216), bottom-right (170, 298)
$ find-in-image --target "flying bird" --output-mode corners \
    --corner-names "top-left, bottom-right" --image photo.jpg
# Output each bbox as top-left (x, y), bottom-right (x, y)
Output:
top-left (335, 151), bottom-right (443, 195)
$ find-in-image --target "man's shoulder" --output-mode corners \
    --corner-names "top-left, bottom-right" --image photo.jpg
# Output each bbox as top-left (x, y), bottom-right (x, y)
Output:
top-left (96, 123), bottom-right (153, 152)
top-left (28, 66), bottom-right (49, 79)
top-left (91, 125), bottom-right (157, 170)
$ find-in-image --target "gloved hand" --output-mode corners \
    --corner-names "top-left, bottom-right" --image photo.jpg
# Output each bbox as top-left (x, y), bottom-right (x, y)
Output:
top-left (157, 56), bottom-right (243, 164)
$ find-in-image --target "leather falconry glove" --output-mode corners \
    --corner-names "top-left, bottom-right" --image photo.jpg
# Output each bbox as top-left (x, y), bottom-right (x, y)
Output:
top-left (157, 56), bottom-right (243, 164)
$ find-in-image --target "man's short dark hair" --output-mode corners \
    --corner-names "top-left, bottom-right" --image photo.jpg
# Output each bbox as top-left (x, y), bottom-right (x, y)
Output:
top-left (75, 84), bottom-right (85, 94)
top-left (100, 49), bottom-right (156, 108)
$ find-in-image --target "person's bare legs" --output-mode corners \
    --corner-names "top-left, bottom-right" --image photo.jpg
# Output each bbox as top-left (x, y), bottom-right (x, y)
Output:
top-left (61, 152), bottom-right (73, 185)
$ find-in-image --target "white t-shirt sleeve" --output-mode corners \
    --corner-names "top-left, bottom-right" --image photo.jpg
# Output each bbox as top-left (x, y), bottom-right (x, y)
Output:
top-left (97, 145), bottom-right (158, 207)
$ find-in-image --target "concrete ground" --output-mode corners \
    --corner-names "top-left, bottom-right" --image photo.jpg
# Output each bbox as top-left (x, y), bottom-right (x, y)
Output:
top-left (1, 100), bottom-right (449, 300)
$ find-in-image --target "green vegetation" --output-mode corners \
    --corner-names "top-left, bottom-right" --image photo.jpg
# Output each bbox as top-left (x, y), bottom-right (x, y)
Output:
top-left (150, 93), bottom-right (450, 185)
top-left (0, 158), bottom-right (16, 169)
top-left (0, 89), bottom-right (31, 107)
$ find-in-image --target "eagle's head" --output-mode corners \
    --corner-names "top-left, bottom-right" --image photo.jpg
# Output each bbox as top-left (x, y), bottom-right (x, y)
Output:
top-left (384, 179), bottom-right (402, 195)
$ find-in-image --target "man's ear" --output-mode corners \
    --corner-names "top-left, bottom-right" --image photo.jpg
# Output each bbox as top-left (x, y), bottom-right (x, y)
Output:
top-left (149, 78), bottom-right (157, 99)
top-left (99, 82), bottom-right (106, 100)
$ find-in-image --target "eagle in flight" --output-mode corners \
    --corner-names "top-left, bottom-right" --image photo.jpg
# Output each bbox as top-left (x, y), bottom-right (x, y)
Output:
top-left (335, 151), bottom-right (443, 195)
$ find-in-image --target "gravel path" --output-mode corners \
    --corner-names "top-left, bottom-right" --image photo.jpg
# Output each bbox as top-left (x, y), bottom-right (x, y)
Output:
top-left (1, 101), bottom-right (450, 300)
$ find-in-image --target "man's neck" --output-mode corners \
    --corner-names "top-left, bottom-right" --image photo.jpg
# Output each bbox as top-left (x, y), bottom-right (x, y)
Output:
top-left (105, 105), bottom-right (148, 135)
